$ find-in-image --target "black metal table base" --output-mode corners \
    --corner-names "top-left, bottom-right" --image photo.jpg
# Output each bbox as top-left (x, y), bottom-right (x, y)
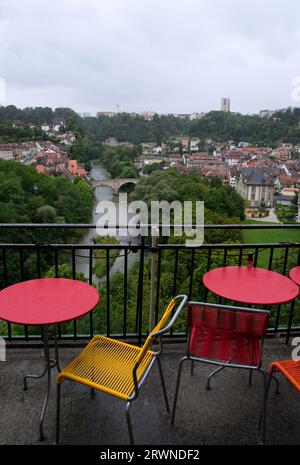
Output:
top-left (23, 326), bottom-right (61, 440)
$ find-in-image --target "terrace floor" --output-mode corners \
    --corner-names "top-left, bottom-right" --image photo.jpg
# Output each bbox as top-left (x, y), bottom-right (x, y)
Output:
top-left (0, 338), bottom-right (300, 445)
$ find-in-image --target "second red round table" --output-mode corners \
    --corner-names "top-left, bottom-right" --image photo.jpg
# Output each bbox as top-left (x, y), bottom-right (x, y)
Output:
top-left (203, 266), bottom-right (299, 306)
top-left (289, 266), bottom-right (300, 286)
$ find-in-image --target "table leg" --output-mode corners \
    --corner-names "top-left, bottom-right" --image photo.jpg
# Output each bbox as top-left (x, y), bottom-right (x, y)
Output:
top-left (39, 325), bottom-right (51, 441)
top-left (23, 325), bottom-right (61, 391)
top-left (23, 325), bottom-right (61, 439)
top-left (54, 327), bottom-right (61, 373)
top-left (286, 299), bottom-right (296, 345)
top-left (23, 362), bottom-right (48, 391)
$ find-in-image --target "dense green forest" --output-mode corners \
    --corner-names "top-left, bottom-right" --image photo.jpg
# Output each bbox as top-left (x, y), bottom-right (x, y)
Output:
top-left (0, 105), bottom-right (79, 126)
top-left (0, 160), bottom-right (93, 286)
top-left (130, 169), bottom-right (245, 222)
top-left (0, 160), bottom-right (93, 227)
top-left (68, 137), bottom-right (104, 171)
top-left (189, 109), bottom-right (300, 145)
top-left (102, 146), bottom-right (139, 178)
top-left (1, 105), bottom-right (300, 148)
top-left (0, 122), bottom-right (47, 143)
top-left (82, 113), bottom-right (192, 144)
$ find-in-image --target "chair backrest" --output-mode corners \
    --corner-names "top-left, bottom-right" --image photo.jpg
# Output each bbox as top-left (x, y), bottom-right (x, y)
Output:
top-left (187, 302), bottom-right (270, 365)
top-left (189, 303), bottom-right (269, 336)
top-left (135, 295), bottom-right (187, 365)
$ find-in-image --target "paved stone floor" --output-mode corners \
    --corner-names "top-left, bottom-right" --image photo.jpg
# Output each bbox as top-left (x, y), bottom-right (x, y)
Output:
top-left (0, 338), bottom-right (299, 445)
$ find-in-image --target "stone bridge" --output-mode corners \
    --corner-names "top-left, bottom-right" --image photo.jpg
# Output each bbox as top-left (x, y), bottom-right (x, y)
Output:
top-left (91, 178), bottom-right (138, 194)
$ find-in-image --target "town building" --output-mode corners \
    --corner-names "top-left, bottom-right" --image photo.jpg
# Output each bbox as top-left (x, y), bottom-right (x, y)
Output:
top-left (180, 137), bottom-right (190, 151)
top-left (221, 97), bottom-right (230, 113)
top-left (259, 109), bottom-right (275, 118)
top-left (67, 160), bottom-right (87, 178)
top-left (52, 118), bottom-right (65, 132)
top-left (41, 123), bottom-right (51, 132)
top-left (189, 112), bottom-right (206, 120)
top-left (141, 112), bottom-right (156, 121)
top-left (12, 120), bottom-right (23, 128)
top-left (0, 144), bottom-right (23, 160)
top-left (96, 111), bottom-right (115, 118)
top-left (235, 168), bottom-right (275, 207)
top-left (56, 132), bottom-right (76, 146)
top-left (186, 153), bottom-right (222, 169)
top-left (190, 138), bottom-right (200, 151)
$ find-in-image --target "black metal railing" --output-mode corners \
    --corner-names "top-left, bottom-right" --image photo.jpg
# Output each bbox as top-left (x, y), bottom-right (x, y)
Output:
top-left (0, 223), bottom-right (299, 345)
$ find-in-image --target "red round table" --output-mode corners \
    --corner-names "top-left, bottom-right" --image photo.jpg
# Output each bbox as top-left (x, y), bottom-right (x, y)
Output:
top-left (289, 266), bottom-right (300, 286)
top-left (0, 278), bottom-right (99, 440)
top-left (203, 266), bottom-right (299, 306)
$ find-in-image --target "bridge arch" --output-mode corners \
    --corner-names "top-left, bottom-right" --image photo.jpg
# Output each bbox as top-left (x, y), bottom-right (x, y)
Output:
top-left (118, 179), bottom-right (138, 192)
top-left (91, 178), bottom-right (138, 195)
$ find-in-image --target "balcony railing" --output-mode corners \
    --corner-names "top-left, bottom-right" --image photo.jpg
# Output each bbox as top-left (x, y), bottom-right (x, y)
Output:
top-left (0, 223), bottom-right (299, 345)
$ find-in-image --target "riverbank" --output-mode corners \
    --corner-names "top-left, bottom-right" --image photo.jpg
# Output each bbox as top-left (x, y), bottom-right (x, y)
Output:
top-left (75, 162), bottom-right (139, 282)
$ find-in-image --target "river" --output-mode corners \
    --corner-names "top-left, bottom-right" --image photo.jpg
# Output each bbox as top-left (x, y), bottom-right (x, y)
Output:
top-left (75, 163), bottom-right (139, 283)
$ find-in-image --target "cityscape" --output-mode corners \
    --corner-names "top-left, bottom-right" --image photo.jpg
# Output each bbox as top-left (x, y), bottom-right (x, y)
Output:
top-left (0, 97), bottom-right (299, 223)
top-left (0, 0), bottom-right (300, 453)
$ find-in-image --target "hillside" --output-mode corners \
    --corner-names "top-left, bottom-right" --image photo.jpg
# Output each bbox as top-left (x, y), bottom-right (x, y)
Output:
top-left (189, 109), bottom-right (300, 145)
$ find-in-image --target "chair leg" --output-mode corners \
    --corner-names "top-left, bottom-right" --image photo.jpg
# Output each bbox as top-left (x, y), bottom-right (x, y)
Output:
top-left (257, 369), bottom-right (272, 444)
top-left (125, 402), bottom-right (134, 445)
top-left (190, 360), bottom-right (194, 376)
top-left (261, 372), bottom-right (272, 444)
top-left (56, 383), bottom-right (61, 445)
top-left (258, 372), bottom-right (277, 430)
top-left (273, 374), bottom-right (280, 395)
top-left (171, 357), bottom-right (188, 426)
top-left (91, 388), bottom-right (96, 398)
top-left (156, 357), bottom-right (169, 413)
top-left (248, 369), bottom-right (253, 386)
top-left (206, 365), bottom-right (226, 391)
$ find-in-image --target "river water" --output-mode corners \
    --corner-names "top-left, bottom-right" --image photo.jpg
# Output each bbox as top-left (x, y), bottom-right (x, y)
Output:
top-left (75, 164), bottom-right (139, 282)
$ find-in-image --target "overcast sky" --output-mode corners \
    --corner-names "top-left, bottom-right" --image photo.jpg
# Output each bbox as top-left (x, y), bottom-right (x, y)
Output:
top-left (1, 0), bottom-right (300, 115)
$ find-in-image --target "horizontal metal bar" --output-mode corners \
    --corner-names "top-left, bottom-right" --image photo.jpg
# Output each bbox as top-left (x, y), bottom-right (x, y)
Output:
top-left (3, 327), bottom-right (300, 350)
top-left (0, 244), bottom-right (142, 249)
top-left (0, 223), bottom-right (299, 230)
top-left (0, 242), bottom-right (299, 249)
top-left (189, 356), bottom-right (260, 370)
top-left (189, 301), bottom-right (270, 315)
top-left (157, 242), bottom-right (300, 249)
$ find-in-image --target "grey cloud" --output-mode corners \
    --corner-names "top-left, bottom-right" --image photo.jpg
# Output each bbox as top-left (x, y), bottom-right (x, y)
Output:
top-left (1, 0), bottom-right (300, 114)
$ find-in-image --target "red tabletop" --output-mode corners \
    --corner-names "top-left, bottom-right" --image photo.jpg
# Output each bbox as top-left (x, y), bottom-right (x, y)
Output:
top-left (289, 266), bottom-right (300, 286)
top-left (0, 278), bottom-right (99, 325)
top-left (203, 266), bottom-right (299, 306)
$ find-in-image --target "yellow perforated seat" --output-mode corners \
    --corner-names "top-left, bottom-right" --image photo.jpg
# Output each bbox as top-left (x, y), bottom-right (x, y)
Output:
top-left (57, 336), bottom-right (155, 400)
top-left (56, 295), bottom-right (188, 445)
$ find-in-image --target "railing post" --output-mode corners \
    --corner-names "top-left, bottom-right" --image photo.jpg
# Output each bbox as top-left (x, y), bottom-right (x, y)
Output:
top-left (149, 225), bottom-right (159, 331)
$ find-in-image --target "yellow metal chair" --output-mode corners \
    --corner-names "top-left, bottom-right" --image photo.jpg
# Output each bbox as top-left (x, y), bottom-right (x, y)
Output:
top-left (56, 294), bottom-right (188, 444)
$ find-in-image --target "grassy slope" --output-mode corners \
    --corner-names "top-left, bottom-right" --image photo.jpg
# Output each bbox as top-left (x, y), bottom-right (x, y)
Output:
top-left (241, 220), bottom-right (300, 268)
